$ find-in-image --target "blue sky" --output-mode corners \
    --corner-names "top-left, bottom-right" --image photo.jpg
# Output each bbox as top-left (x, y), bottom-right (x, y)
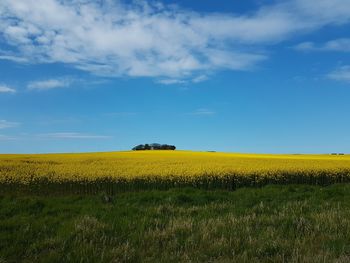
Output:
top-left (1, 0), bottom-right (350, 154)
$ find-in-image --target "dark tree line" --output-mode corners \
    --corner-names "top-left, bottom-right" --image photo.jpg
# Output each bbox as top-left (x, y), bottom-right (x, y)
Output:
top-left (132, 143), bottom-right (176, 151)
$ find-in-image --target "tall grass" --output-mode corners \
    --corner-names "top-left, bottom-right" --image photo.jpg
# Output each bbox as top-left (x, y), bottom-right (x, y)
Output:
top-left (2, 185), bottom-right (350, 262)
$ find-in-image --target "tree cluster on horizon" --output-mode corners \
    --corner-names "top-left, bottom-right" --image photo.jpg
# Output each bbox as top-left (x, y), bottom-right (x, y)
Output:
top-left (132, 143), bottom-right (176, 151)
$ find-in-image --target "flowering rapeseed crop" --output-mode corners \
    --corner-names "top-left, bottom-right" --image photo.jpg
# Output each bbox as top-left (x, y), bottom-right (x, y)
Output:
top-left (1, 151), bottom-right (350, 194)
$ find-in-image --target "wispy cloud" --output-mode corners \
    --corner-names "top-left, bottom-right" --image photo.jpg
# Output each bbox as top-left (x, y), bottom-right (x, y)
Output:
top-left (38, 132), bottom-right (112, 139)
top-left (0, 54), bottom-right (28, 63)
top-left (0, 132), bottom-right (112, 141)
top-left (0, 134), bottom-right (16, 140)
top-left (27, 78), bottom-right (73, 90)
top-left (37, 117), bottom-right (83, 126)
top-left (158, 74), bottom-right (209, 85)
top-left (157, 79), bottom-right (187, 85)
top-left (192, 75), bottom-right (209, 83)
top-left (1, 0), bottom-right (350, 82)
top-left (103, 112), bottom-right (138, 117)
top-left (0, 120), bottom-right (20, 129)
top-left (189, 108), bottom-right (216, 116)
top-left (328, 66), bottom-right (350, 82)
top-left (294, 38), bottom-right (350, 52)
top-left (0, 84), bottom-right (16, 93)
top-left (293, 42), bottom-right (316, 51)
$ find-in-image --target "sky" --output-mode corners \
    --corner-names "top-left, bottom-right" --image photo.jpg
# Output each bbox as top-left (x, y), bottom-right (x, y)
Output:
top-left (0, 0), bottom-right (350, 154)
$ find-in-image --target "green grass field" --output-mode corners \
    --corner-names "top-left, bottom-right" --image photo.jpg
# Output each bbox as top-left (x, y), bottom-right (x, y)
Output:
top-left (2, 184), bottom-right (350, 262)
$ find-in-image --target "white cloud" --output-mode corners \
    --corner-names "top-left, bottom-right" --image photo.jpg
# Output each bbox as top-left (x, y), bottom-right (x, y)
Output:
top-left (39, 132), bottom-right (112, 139)
top-left (27, 78), bottom-right (72, 90)
top-left (294, 39), bottom-right (350, 52)
top-left (0, 0), bottom-right (350, 81)
top-left (189, 108), bottom-right (216, 116)
top-left (0, 120), bottom-right (20, 129)
top-left (328, 66), bottom-right (350, 82)
top-left (0, 85), bottom-right (16, 93)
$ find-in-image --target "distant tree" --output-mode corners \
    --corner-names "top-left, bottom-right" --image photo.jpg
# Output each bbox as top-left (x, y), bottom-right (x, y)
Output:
top-left (132, 143), bottom-right (176, 151)
top-left (150, 143), bottom-right (161, 149)
top-left (160, 144), bottom-right (176, 150)
top-left (132, 144), bottom-right (146, 151)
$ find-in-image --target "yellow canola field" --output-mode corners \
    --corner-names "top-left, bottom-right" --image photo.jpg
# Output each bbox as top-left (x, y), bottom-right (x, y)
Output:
top-left (1, 150), bottom-right (350, 184)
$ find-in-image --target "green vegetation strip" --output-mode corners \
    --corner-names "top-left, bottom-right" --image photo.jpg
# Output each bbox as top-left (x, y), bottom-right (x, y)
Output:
top-left (1, 185), bottom-right (350, 262)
